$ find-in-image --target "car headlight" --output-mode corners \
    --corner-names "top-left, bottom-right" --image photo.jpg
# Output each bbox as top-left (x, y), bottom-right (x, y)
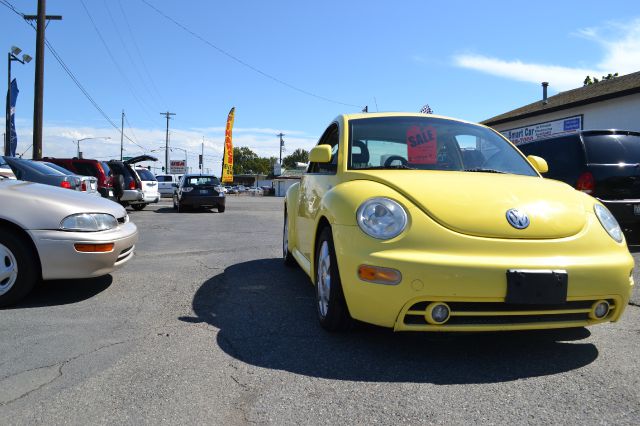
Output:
top-left (182, 187), bottom-right (193, 192)
top-left (594, 204), bottom-right (623, 243)
top-left (356, 197), bottom-right (408, 239)
top-left (60, 213), bottom-right (118, 232)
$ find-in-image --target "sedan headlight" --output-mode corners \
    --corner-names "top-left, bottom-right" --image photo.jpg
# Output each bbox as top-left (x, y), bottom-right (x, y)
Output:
top-left (60, 213), bottom-right (118, 232)
top-left (594, 204), bottom-right (623, 243)
top-left (356, 197), bottom-right (408, 239)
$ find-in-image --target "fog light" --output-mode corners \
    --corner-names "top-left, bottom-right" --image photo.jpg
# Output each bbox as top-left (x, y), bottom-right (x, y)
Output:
top-left (425, 302), bottom-right (450, 325)
top-left (590, 300), bottom-right (610, 320)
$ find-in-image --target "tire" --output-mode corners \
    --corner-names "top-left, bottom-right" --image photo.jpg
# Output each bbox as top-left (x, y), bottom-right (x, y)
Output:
top-left (173, 195), bottom-right (178, 210)
top-left (132, 203), bottom-right (146, 211)
top-left (0, 230), bottom-right (39, 307)
top-left (112, 174), bottom-right (125, 199)
top-left (218, 205), bottom-right (225, 213)
top-left (283, 210), bottom-right (296, 267)
top-left (315, 227), bottom-right (351, 331)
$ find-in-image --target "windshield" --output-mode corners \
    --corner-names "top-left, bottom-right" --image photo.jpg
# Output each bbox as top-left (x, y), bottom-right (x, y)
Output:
top-left (23, 160), bottom-right (67, 175)
top-left (184, 176), bottom-right (220, 186)
top-left (584, 133), bottom-right (640, 164)
top-left (136, 169), bottom-right (157, 181)
top-left (156, 175), bottom-right (173, 182)
top-left (43, 162), bottom-right (75, 175)
top-left (348, 116), bottom-right (537, 176)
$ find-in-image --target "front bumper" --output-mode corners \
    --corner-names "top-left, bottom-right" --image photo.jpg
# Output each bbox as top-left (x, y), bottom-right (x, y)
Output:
top-left (29, 222), bottom-right (138, 280)
top-left (331, 219), bottom-right (634, 332)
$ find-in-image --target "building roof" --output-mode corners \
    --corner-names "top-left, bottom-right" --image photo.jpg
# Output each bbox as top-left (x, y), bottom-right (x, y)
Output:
top-left (482, 71), bottom-right (640, 127)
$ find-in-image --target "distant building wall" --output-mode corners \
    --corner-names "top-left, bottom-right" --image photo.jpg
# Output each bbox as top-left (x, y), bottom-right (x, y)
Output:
top-left (490, 93), bottom-right (640, 135)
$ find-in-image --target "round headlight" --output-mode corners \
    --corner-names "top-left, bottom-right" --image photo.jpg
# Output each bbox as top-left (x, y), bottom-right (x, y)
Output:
top-left (594, 204), bottom-right (623, 243)
top-left (356, 197), bottom-right (408, 240)
top-left (60, 213), bottom-right (118, 232)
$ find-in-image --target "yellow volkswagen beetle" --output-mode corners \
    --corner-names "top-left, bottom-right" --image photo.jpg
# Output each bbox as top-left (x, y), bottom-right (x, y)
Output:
top-left (284, 113), bottom-right (634, 332)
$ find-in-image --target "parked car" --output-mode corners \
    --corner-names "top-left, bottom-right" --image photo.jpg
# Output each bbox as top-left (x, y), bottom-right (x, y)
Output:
top-left (173, 174), bottom-right (225, 212)
top-left (517, 130), bottom-right (640, 245)
top-left (130, 166), bottom-right (160, 210)
top-left (284, 112), bottom-right (633, 332)
top-left (107, 155), bottom-right (157, 208)
top-left (156, 174), bottom-right (177, 198)
top-left (2, 156), bottom-right (82, 191)
top-left (42, 157), bottom-right (114, 199)
top-left (0, 175), bottom-right (138, 306)
top-left (39, 161), bottom-right (100, 197)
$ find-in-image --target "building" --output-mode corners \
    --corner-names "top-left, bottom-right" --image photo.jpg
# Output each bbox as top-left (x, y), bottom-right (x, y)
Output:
top-left (482, 71), bottom-right (640, 144)
top-left (273, 168), bottom-right (304, 197)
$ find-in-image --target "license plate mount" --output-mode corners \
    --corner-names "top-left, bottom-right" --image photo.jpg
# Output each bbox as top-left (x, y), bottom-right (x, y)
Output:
top-left (506, 270), bottom-right (568, 305)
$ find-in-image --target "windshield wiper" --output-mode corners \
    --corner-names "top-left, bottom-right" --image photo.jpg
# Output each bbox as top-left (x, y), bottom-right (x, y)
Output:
top-left (359, 165), bottom-right (417, 170)
top-left (464, 168), bottom-right (506, 174)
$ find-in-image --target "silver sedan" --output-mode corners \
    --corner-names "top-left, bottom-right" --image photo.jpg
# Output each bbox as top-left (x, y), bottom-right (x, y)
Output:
top-left (0, 177), bottom-right (138, 307)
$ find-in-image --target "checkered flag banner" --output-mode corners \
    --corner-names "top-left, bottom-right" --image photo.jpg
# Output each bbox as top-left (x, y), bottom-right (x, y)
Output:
top-left (419, 104), bottom-right (433, 114)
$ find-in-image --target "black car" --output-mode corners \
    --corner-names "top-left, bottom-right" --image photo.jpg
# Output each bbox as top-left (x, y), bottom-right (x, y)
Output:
top-left (518, 130), bottom-right (640, 244)
top-left (173, 174), bottom-right (225, 213)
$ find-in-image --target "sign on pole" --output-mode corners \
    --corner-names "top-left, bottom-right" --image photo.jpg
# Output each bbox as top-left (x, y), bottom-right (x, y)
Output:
top-left (170, 160), bottom-right (186, 174)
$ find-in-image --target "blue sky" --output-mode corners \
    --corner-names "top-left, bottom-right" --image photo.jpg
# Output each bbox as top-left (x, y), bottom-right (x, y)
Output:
top-left (2, 0), bottom-right (639, 172)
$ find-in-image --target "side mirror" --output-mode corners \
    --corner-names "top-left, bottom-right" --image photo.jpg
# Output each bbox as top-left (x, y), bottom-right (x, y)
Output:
top-left (309, 145), bottom-right (332, 163)
top-left (527, 155), bottom-right (548, 174)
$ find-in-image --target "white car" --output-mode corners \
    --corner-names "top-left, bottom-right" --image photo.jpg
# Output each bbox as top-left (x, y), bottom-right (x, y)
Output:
top-left (131, 166), bottom-right (161, 210)
top-left (0, 176), bottom-right (138, 307)
top-left (156, 174), bottom-right (177, 198)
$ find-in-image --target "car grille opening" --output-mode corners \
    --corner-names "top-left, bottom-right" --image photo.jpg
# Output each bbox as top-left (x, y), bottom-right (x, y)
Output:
top-left (401, 299), bottom-right (616, 328)
top-left (116, 245), bottom-right (134, 264)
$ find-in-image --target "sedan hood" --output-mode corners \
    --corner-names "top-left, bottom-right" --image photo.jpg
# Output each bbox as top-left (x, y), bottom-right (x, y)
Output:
top-left (358, 171), bottom-right (589, 239)
top-left (0, 179), bottom-right (127, 229)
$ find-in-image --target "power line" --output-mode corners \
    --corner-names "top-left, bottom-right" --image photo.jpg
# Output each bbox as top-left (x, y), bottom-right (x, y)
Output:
top-left (2, 0), bottom-right (151, 152)
top-left (80, 0), bottom-right (159, 126)
top-left (117, 0), bottom-right (166, 108)
top-left (140, 0), bottom-right (361, 108)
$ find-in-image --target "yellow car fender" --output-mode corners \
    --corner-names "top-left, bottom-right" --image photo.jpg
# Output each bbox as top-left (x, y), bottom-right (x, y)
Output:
top-left (285, 182), bottom-right (300, 253)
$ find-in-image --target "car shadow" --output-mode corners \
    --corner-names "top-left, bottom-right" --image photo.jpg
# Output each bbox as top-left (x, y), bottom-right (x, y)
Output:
top-left (5, 275), bottom-right (113, 309)
top-left (182, 258), bottom-right (598, 385)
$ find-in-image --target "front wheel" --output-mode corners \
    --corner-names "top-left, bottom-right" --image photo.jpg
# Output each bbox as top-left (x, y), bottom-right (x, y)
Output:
top-left (315, 227), bottom-right (351, 331)
top-left (0, 230), bottom-right (39, 307)
top-left (218, 205), bottom-right (225, 213)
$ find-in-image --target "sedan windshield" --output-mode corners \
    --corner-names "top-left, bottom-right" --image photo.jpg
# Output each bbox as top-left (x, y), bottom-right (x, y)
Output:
top-left (348, 116), bottom-right (537, 176)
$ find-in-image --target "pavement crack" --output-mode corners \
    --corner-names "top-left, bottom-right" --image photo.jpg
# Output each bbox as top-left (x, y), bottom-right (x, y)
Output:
top-left (0, 339), bottom-right (130, 406)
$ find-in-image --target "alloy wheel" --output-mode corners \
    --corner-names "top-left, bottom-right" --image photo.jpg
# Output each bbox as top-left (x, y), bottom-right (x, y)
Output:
top-left (0, 243), bottom-right (18, 296)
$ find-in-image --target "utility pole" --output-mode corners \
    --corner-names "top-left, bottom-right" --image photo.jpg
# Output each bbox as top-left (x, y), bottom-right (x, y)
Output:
top-left (278, 132), bottom-right (285, 164)
top-left (120, 110), bottom-right (124, 161)
top-left (160, 111), bottom-right (175, 173)
top-left (200, 139), bottom-right (204, 172)
top-left (24, 1), bottom-right (62, 159)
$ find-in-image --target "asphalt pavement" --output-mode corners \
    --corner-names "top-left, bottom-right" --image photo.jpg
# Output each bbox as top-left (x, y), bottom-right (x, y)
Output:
top-left (1, 197), bottom-right (639, 424)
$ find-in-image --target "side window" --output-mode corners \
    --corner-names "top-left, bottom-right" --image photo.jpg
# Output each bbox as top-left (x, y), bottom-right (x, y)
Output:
top-left (308, 124), bottom-right (339, 174)
top-left (520, 136), bottom-right (584, 181)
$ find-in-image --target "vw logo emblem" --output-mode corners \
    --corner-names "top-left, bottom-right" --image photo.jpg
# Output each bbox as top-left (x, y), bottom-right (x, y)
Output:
top-left (506, 208), bottom-right (530, 229)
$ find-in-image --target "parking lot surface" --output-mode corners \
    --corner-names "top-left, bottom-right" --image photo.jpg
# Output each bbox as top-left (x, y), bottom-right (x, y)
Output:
top-left (1, 197), bottom-right (639, 424)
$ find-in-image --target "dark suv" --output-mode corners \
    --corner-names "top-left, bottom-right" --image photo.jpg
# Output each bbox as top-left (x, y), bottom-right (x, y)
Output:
top-left (518, 130), bottom-right (640, 244)
top-left (43, 157), bottom-right (114, 198)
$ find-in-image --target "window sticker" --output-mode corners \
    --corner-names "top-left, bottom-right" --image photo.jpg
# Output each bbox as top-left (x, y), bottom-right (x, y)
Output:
top-left (406, 125), bottom-right (437, 164)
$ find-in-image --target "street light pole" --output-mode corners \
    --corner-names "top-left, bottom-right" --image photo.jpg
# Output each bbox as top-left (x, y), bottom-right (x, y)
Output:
top-left (76, 136), bottom-right (111, 159)
top-left (5, 46), bottom-right (32, 156)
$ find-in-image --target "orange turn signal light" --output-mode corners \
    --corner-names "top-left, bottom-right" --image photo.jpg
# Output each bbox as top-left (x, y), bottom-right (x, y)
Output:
top-left (74, 243), bottom-right (115, 253)
top-left (358, 264), bottom-right (402, 285)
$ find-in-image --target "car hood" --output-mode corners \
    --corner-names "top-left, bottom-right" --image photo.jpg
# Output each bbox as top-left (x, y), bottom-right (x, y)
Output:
top-left (0, 179), bottom-right (127, 229)
top-left (355, 171), bottom-right (590, 239)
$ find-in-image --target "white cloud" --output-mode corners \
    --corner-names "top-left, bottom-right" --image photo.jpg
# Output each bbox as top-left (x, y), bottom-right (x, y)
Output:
top-left (8, 122), bottom-right (317, 174)
top-left (453, 18), bottom-right (640, 92)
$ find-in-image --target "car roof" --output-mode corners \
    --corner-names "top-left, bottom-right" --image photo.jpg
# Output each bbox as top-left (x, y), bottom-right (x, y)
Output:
top-left (339, 112), bottom-right (480, 126)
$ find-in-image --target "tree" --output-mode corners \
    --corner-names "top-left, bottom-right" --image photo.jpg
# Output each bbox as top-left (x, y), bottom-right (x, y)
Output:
top-left (583, 72), bottom-right (618, 86)
top-left (232, 146), bottom-right (271, 175)
top-left (283, 148), bottom-right (309, 169)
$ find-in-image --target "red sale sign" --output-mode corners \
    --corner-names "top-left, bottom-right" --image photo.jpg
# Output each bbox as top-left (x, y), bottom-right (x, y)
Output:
top-left (406, 125), bottom-right (437, 164)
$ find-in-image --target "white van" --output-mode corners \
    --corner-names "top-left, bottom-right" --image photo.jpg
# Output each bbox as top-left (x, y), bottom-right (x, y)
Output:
top-left (156, 174), bottom-right (177, 198)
